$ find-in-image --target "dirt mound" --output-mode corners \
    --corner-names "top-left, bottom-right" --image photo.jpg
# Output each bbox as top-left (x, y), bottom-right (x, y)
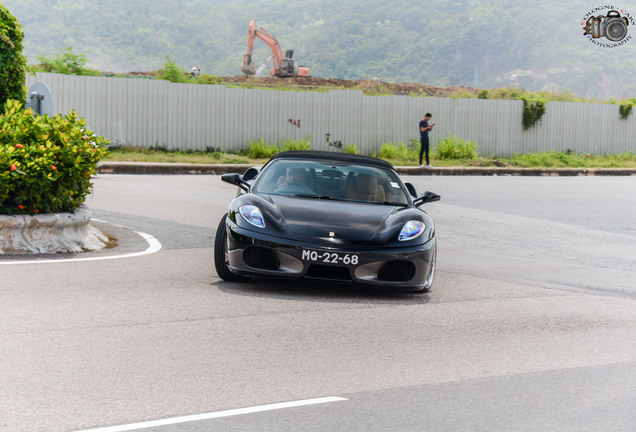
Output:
top-left (122, 71), bottom-right (479, 97)
top-left (220, 75), bottom-right (480, 97)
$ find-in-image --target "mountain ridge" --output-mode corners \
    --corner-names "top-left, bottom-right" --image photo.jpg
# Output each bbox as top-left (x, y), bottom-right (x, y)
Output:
top-left (3, 0), bottom-right (635, 98)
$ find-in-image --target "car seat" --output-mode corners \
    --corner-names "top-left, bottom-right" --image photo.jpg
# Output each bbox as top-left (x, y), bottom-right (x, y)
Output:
top-left (346, 173), bottom-right (386, 202)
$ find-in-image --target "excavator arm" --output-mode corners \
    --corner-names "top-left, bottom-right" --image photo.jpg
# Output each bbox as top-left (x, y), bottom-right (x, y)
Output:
top-left (240, 20), bottom-right (310, 77)
top-left (241, 20), bottom-right (284, 75)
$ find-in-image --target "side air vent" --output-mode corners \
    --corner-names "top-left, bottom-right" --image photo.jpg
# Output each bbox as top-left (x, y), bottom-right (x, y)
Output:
top-left (243, 246), bottom-right (280, 270)
top-left (377, 260), bottom-right (416, 282)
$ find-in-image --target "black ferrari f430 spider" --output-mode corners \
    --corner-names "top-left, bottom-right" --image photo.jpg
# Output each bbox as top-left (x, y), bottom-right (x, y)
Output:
top-left (214, 151), bottom-right (440, 292)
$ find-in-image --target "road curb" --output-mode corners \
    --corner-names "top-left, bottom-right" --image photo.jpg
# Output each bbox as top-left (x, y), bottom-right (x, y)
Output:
top-left (0, 206), bottom-right (106, 255)
top-left (96, 162), bottom-right (251, 175)
top-left (96, 161), bottom-right (636, 176)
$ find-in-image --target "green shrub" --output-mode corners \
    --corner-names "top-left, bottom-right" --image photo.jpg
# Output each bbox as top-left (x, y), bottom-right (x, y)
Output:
top-left (375, 142), bottom-right (403, 159)
top-left (373, 139), bottom-right (419, 163)
top-left (434, 134), bottom-right (478, 159)
top-left (618, 98), bottom-right (635, 119)
top-left (279, 136), bottom-right (311, 151)
top-left (0, 4), bottom-right (28, 112)
top-left (159, 55), bottom-right (186, 83)
top-left (35, 47), bottom-right (100, 76)
top-left (0, 100), bottom-right (108, 215)
top-left (247, 139), bottom-right (278, 158)
top-left (449, 88), bottom-right (476, 99)
top-left (245, 137), bottom-right (312, 158)
top-left (521, 93), bottom-right (547, 129)
top-left (479, 88), bottom-right (548, 129)
top-left (485, 87), bottom-right (526, 100)
top-left (195, 74), bottom-right (223, 85)
top-left (344, 144), bottom-right (359, 154)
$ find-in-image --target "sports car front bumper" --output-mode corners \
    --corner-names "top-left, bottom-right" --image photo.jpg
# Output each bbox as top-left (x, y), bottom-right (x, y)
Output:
top-left (225, 220), bottom-right (436, 291)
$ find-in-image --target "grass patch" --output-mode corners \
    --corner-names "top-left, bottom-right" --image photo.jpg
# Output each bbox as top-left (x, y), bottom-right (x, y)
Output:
top-left (103, 145), bottom-right (636, 169)
top-left (104, 145), bottom-right (262, 164)
top-left (103, 233), bottom-right (119, 249)
top-left (506, 151), bottom-right (636, 168)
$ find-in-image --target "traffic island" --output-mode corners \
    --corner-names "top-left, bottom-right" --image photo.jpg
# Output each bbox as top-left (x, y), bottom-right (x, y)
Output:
top-left (0, 206), bottom-right (106, 255)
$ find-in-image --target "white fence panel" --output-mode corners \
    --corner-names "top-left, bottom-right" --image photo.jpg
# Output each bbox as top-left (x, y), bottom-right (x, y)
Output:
top-left (25, 72), bottom-right (636, 157)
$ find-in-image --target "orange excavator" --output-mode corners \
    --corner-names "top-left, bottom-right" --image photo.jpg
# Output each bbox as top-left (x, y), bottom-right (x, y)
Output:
top-left (240, 20), bottom-right (310, 78)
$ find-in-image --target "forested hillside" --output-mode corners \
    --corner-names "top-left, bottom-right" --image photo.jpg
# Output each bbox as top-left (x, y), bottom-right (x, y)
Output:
top-left (3, 0), bottom-right (635, 98)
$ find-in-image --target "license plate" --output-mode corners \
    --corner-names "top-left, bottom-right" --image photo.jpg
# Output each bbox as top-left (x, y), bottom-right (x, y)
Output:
top-left (302, 249), bottom-right (359, 266)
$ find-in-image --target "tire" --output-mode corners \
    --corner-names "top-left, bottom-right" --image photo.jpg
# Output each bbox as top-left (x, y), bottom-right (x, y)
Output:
top-left (214, 214), bottom-right (250, 282)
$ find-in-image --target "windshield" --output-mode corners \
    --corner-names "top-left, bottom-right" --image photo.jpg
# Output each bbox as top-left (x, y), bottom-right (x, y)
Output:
top-left (252, 159), bottom-right (410, 205)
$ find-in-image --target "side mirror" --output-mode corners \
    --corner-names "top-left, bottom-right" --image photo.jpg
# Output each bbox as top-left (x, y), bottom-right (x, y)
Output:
top-left (404, 182), bottom-right (418, 198)
top-left (242, 167), bottom-right (260, 181)
top-left (221, 173), bottom-right (250, 192)
top-left (413, 191), bottom-right (440, 208)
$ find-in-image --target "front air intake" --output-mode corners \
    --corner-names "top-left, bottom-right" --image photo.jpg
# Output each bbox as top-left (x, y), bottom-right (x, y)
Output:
top-left (243, 246), bottom-right (280, 270)
top-left (377, 260), bottom-right (416, 282)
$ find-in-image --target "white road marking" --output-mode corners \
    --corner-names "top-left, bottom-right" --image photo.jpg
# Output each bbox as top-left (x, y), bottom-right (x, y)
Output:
top-left (75, 397), bottom-right (348, 432)
top-left (0, 221), bottom-right (162, 265)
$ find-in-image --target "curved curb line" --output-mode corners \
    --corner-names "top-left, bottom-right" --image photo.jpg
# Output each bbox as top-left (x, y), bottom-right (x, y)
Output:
top-left (0, 223), bottom-right (162, 266)
top-left (75, 396), bottom-right (348, 432)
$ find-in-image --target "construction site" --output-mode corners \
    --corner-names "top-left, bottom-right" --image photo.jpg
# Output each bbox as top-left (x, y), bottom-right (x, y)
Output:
top-left (220, 75), bottom-right (481, 97)
top-left (231, 19), bottom-right (481, 97)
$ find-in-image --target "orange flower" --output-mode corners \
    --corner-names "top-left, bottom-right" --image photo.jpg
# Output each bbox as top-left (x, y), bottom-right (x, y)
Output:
top-left (16, 144), bottom-right (23, 149)
top-left (51, 165), bottom-right (57, 170)
top-left (33, 209), bottom-right (39, 214)
top-left (10, 164), bottom-right (16, 171)
top-left (18, 205), bottom-right (24, 210)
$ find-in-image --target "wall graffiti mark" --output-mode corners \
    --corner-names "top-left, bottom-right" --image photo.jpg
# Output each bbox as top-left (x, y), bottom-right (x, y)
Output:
top-left (325, 133), bottom-right (343, 150)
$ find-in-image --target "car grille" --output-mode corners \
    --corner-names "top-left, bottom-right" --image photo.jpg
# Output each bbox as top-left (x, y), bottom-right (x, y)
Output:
top-left (377, 260), bottom-right (416, 282)
top-left (243, 246), bottom-right (280, 271)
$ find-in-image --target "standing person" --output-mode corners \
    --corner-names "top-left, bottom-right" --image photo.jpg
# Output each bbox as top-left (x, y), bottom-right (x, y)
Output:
top-left (419, 113), bottom-right (436, 167)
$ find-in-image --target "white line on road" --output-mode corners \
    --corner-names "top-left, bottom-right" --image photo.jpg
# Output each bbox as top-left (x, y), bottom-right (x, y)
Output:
top-left (75, 397), bottom-right (348, 432)
top-left (0, 224), bottom-right (162, 266)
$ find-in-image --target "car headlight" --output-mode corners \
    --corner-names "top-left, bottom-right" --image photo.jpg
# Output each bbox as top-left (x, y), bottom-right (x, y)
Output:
top-left (239, 205), bottom-right (266, 228)
top-left (398, 220), bottom-right (425, 241)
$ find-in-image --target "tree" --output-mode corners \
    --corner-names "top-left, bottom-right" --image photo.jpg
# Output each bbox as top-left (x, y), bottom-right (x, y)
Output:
top-left (159, 56), bottom-right (186, 83)
top-left (0, 4), bottom-right (28, 112)
top-left (35, 46), bottom-right (100, 76)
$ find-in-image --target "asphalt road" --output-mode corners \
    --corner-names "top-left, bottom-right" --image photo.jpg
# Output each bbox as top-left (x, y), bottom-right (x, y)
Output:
top-left (1, 174), bottom-right (635, 432)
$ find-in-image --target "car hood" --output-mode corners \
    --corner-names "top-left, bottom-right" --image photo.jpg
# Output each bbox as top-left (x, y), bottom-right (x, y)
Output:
top-left (270, 195), bottom-right (395, 241)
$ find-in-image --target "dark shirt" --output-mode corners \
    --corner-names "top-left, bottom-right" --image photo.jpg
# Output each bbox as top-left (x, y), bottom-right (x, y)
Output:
top-left (419, 120), bottom-right (429, 138)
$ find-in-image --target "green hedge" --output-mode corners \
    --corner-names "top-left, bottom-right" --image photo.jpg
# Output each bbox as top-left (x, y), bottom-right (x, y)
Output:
top-left (0, 100), bottom-right (108, 215)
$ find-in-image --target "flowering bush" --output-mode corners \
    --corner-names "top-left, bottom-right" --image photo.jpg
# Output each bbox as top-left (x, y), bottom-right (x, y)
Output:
top-left (0, 100), bottom-right (108, 215)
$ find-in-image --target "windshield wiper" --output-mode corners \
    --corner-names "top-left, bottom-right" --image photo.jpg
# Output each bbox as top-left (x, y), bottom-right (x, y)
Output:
top-left (369, 201), bottom-right (409, 207)
top-left (294, 194), bottom-right (346, 201)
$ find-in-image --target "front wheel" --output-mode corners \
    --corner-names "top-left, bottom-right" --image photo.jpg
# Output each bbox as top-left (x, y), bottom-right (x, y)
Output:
top-left (214, 214), bottom-right (250, 282)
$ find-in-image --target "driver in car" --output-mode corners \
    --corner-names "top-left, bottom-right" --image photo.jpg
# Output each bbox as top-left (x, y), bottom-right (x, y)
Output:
top-left (276, 167), bottom-right (310, 190)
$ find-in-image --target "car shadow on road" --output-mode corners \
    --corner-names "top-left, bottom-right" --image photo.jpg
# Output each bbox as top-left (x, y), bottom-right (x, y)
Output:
top-left (213, 278), bottom-right (430, 305)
